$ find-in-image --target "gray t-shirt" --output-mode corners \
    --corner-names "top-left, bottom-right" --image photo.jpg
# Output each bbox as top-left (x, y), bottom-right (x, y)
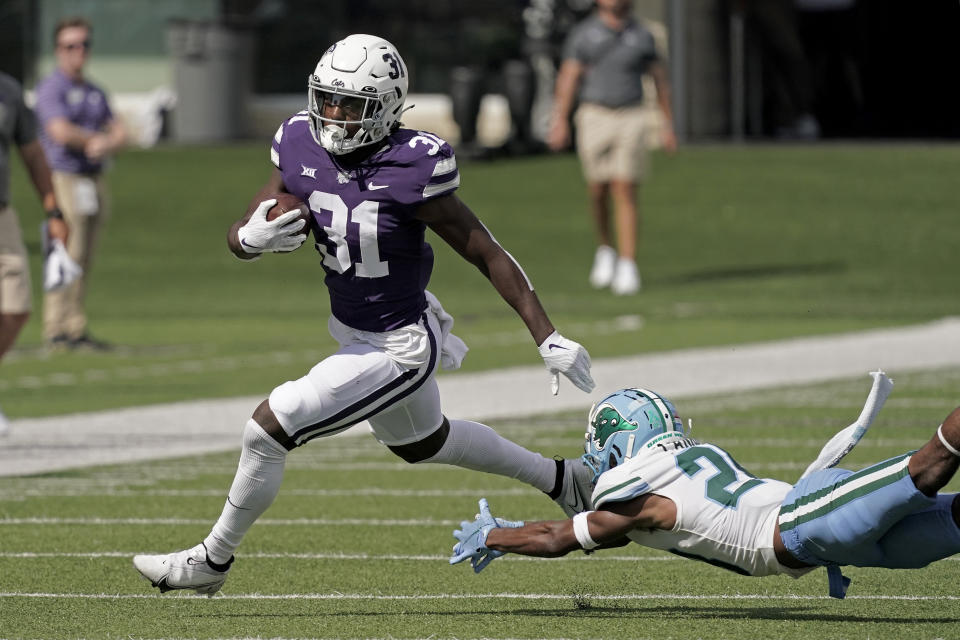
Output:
top-left (0, 72), bottom-right (38, 206)
top-left (562, 15), bottom-right (660, 108)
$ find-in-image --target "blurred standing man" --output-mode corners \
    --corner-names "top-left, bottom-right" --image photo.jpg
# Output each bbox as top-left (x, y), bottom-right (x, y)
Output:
top-left (0, 70), bottom-right (69, 434)
top-left (547, 0), bottom-right (675, 296)
top-left (35, 16), bottom-right (127, 350)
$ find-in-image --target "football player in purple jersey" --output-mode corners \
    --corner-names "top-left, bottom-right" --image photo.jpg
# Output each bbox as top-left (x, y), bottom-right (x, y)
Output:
top-left (133, 34), bottom-right (597, 596)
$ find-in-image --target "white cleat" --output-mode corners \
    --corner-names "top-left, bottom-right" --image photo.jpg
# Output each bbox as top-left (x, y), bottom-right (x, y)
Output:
top-left (553, 458), bottom-right (595, 518)
top-left (589, 245), bottom-right (617, 289)
top-left (132, 543), bottom-right (232, 597)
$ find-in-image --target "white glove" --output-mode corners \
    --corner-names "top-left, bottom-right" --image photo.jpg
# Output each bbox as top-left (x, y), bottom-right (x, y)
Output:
top-left (42, 233), bottom-right (83, 292)
top-left (538, 330), bottom-right (595, 395)
top-left (237, 198), bottom-right (307, 254)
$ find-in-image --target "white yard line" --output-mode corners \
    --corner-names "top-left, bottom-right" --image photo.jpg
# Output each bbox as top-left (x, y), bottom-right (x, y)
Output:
top-left (0, 551), bottom-right (677, 562)
top-left (2, 591), bottom-right (958, 601)
top-left (2, 317), bottom-right (960, 477)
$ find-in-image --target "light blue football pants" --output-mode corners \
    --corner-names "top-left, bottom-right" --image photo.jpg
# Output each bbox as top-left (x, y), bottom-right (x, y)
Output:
top-left (779, 453), bottom-right (960, 569)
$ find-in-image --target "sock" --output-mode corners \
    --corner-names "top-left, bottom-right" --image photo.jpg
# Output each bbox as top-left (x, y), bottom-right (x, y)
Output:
top-left (203, 419), bottom-right (288, 564)
top-left (422, 419), bottom-right (556, 492)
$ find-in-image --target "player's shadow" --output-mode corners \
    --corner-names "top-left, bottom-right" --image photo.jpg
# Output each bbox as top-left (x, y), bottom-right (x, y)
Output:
top-left (662, 260), bottom-right (846, 285)
top-left (513, 604), bottom-right (960, 624)
top-left (192, 605), bottom-right (960, 625)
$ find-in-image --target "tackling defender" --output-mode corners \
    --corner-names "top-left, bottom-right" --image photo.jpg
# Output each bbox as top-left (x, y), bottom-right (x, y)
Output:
top-left (132, 34), bottom-right (596, 596)
top-left (451, 385), bottom-right (960, 597)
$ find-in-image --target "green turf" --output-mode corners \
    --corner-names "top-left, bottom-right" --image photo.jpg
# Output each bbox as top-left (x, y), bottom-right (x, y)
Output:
top-left (3, 143), bottom-right (960, 417)
top-left (2, 368), bottom-right (959, 639)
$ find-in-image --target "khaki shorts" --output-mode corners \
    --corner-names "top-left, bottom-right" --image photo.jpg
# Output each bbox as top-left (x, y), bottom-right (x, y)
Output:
top-left (574, 102), bottom-right (648, 183)
top-left (0, 205), bottom-right (32, 314)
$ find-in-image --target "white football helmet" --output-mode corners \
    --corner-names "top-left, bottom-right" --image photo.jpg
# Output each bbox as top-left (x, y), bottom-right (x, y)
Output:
top-left (308, 34), bottom-right (409, 155)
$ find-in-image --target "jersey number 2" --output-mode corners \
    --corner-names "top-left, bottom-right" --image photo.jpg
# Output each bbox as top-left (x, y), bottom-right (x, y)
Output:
top-left (309, 191), bottom-right (388, 278)
top-left (675, 446), bottom-right (763, 509)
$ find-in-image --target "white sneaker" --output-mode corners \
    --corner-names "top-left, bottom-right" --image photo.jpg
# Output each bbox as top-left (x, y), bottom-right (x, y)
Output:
top-left (553, 459), bottom-right (595, 518)
top-left (133, 543), bottom-right (232, 597)
top-left (589, 245), bottom-right (617, 289)
top-left (611, 258), bottom-right (641, 295)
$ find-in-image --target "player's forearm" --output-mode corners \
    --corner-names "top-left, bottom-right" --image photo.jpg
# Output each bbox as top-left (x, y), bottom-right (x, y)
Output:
top-left (227, 219), bottom-right (258, 259)
top-left (18, 141), bottom-right (57, 211)
top-left (46, 117), bottom-right (96, 150)
top-left (484, 250), bottom-right (554, 345)
top-left (652, 66), bottom-right (675, 127)
top-left (486, 521), bottom-right (579, 558)
top-left (103, 118), bottom-right (128, 151)
top-left (551, 61), bottom-right (582, 123)
top-left (228, 178), bottom-right (285, 259)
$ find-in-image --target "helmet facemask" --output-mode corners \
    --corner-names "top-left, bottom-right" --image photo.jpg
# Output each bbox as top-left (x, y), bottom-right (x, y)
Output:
top-left (308, 80), bottom-right (397, 155)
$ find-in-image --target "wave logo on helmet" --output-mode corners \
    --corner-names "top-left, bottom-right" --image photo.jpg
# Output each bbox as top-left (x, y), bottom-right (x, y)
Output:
top-left (590, 405), bottom-right (640, 450)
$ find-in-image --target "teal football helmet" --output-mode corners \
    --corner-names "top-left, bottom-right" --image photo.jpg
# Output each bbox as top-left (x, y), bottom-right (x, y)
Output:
top-left (581, 388), bottom-right (684, 484)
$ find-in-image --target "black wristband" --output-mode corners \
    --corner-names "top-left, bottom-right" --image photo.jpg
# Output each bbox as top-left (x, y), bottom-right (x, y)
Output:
top-left (46, 208), bottom-right (64, 220)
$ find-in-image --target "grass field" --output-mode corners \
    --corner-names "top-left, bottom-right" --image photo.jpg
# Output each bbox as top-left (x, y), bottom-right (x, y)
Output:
top-left (3, 144), bottom-right (960, 417)
top-left (3, 368), bottom-right (960, 639)
top-left (2, 142), bottom-right (960, 638)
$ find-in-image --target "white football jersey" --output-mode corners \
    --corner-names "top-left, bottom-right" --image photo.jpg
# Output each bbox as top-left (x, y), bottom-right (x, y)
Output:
top-left (592, 436), bottom-right (809, 577)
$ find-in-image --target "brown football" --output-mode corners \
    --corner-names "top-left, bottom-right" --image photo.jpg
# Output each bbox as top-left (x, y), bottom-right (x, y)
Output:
top-left (266, 193), bottom-right (311, 233)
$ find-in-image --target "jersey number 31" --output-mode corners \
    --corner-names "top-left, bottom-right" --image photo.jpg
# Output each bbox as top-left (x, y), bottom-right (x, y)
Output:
top-left (309, 191), bottom-right (387, 278)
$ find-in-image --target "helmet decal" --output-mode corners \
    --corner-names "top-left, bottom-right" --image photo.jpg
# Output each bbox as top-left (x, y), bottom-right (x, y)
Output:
top-left (590, 405), bottom-right (639, 449)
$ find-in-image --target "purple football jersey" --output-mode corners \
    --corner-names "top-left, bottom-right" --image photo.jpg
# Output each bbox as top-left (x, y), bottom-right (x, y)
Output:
top-left (271, 113), bottom-right (461, 332)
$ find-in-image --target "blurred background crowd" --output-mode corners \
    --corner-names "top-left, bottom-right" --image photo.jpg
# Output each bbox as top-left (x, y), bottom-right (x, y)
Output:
top-left (1, 0), bottom-right (958, 151)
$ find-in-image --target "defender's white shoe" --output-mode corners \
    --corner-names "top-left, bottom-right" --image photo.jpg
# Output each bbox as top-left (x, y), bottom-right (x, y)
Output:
top-left (133, 543), bottom-right (232, 597)
top-left (589, 245), bottom-right (617, 289)
top-left (611, 258), bottom-right (640, 295)
top-left (553, 459), bottom-right (595, 518)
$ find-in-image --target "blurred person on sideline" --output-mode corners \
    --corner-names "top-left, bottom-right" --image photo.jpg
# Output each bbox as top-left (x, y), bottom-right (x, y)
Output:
top-left (34, 16), bottom-right (127, 351)
top-left (547, 0), bottom-right (676, 296)
top-left (0, 70), bottom-right (69, 435)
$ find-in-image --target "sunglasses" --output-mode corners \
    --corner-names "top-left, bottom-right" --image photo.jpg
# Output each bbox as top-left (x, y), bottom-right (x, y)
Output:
top-left (58, 40), bottom-right (91, 51)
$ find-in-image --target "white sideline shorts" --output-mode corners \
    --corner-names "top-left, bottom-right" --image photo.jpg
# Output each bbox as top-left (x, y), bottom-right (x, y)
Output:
top-left (269, 308), bottom-right (444, 447)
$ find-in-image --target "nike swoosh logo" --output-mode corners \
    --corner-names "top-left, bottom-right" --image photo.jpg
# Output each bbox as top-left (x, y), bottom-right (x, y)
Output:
top-left (186, 557), bottom-right (204, 565)
top-left (548, 343), bottom-right (569, 351)
top-left (367, 182), bottom-right (389, 190)
top-left (240, 239), bottom-right (261, 249)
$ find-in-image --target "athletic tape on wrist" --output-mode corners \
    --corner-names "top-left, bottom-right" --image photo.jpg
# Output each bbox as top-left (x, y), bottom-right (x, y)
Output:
top-left (572, 511), bottom-right (599, 550)
top-left (937, 424), bottom-right (960, 457)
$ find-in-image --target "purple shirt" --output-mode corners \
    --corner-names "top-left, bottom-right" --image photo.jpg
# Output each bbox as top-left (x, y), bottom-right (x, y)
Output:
top-left (271, 114), bottom-right (461, 332)
top-left (34, 69), bottom-right (114, 174)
